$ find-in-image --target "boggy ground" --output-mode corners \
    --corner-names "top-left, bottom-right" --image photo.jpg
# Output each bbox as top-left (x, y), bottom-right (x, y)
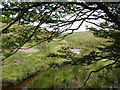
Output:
top-left (1, 32), bottom-right (120, 88)
top-left (1, 39), bottom-right (70, 87)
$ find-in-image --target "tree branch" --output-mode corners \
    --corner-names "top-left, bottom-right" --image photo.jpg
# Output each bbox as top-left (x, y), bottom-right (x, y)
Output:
top-left (96, 3), bottom-right (120, 27)
top-left (1, 11), bottom-right (24, 33)
top-left (1, 2), bottom-right (52, 34)
top-left (1, 3), bottom-right (60, 61)
top-left (79, 57), bottom-right (119, 89)
top-left (2, 2), bottom-right (50, 11)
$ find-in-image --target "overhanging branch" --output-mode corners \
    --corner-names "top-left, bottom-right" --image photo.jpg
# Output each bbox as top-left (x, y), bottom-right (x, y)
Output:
top-left (79, 57), bottom-right (119, 89)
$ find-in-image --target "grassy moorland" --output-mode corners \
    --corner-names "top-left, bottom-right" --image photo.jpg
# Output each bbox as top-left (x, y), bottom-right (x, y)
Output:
top-left (1, 31), bottom-right (120, 88)
top-left (28, 32), bottom-right (120, 88)
top-left (1, 40), bottom-right (69, 87)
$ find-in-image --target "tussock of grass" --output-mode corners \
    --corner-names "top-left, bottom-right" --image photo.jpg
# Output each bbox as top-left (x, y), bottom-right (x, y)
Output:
top-left (29, 32), bottom-right (120, 88)
top-left (2, 32), bottom-right (120, 88)
top-left (29, 63), bottom-right (120, 88)
top-left (64, 32), bottom-right (108, 55)
top-left (1, 40), bottom-right (69, 87)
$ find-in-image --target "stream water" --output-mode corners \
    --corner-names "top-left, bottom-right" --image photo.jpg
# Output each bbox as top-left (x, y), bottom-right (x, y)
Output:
top-left (70, 48), bottom-right (81, 55)
top-left (2, 73), bottom-right (39, 90)
top-left (2, 47), bottom-right (120, 89)
top-left (1, 48), bottom-right (81, 89)
top-left (2, 70), bottom-right (120, 89)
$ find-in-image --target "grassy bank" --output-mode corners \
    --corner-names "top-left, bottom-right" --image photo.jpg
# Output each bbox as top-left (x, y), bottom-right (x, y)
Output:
top-left (29, 63), bottom-right (120, 88)
top-left (28, 32), bottom-right (120, 88)
top-left (1, 40), bottom-right (69, 87)
top-left (2, 32), bottom-right (120, 88)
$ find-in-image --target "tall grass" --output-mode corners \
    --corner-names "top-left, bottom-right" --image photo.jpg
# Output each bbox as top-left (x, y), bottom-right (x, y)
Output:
top-left (29, 32), bottom-right (120, 88)
top-left (1, 40), bottom-right (69, 87)
top-left (2, 32), bottom-right (120, 88)
top-left (29, 61), bottom-right (120, 88)
top-left (64, 32), bottom-right (108, 55)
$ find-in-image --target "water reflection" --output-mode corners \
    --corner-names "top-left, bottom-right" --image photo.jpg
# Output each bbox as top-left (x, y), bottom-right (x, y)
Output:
top-left (70, 48), bottom-right (81, 55)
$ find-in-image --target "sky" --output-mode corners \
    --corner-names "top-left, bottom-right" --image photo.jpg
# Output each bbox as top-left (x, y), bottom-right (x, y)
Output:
top-left (0, 3), bottom-right (98, 32)
top-left (0, 4), bottom-right (3, 8)
top-left (32, 21), bottom-right (91, 32)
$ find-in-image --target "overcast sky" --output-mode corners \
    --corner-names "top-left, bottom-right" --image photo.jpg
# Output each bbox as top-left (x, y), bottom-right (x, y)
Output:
top-left (0, 3), bottom-right (98, 32)
top-left (0, 4), bottom-right (3, 8)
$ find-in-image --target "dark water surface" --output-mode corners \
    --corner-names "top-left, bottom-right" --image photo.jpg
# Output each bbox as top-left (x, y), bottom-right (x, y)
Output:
top-left (2, 73), bottom-right (40, 90)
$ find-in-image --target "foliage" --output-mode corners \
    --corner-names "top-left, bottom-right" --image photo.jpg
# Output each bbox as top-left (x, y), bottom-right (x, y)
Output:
top-left (1, 2), bottom-right (120, 88)
top-left (1, 32), bottom-right (120, 88)
top-left (1, 2), bottom-right (120, 60)
top-left (87, 26), bottom-right (120, 68)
